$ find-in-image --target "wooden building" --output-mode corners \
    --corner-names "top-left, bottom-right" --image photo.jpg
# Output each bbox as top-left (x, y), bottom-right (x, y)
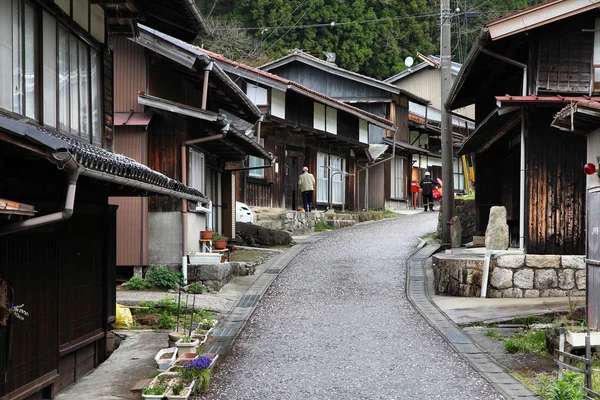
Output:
top-left (447, 0), bottom-right (600, 254)
top-left (198, 50), bottom-right (396, 211)
top-left (0, 1), bottom-right (208, 398)
top-left (260, 50), bottom-right (431, 210)
top-left (110, 25), bottom-right (273, 268)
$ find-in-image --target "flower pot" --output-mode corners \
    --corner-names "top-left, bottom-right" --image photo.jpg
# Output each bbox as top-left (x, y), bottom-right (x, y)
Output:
top-left (190, 330), bottom-right (208, 344)
top-left (200, 230), bottom-right (212, 240)
top-left (155, 347), bottom-right (178, 371)
top-left (142, 372), bottom-right (177, 399)
top-left (165, 380), bottom-right (195, 400)
top-left (175, 338), bottom-right (199, 355)
top-left (203, 353), bottom-right (219, 369)
top-left (213, 239), bottom-right (227, 249)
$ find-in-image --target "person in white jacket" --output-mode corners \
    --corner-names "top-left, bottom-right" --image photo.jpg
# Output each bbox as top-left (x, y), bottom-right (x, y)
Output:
top-left (298, 166), bottom-right (315, 212)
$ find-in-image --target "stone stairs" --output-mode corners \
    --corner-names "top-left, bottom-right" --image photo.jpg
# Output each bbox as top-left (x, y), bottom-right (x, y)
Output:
top-left (324, 213), bottom-right (357, 229)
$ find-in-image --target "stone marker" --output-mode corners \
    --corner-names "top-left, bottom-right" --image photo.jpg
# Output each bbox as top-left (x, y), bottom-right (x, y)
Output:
top-left (451, 216), bottom-right (462, 248)
top-left (485, 206), bottom-right (509, 250)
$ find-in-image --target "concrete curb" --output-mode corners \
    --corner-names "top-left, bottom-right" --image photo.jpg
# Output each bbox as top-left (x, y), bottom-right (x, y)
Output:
top-left (406, 245), bottom-right (539, 400)
top-left (204, 234), bottom-right (322, 358)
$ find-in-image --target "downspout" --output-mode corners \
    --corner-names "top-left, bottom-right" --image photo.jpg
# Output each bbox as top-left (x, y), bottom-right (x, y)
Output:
top-left (0, 152), bottom-right (80, 236)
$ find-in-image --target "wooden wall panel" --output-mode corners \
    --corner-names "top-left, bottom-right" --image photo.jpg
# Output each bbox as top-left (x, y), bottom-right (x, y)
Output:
top-left (111, 37), bottom-right (146, 112)
top-left (110, 127), bottom-right (149, 266)
top-left (526, 109), bottom-right (586, 255)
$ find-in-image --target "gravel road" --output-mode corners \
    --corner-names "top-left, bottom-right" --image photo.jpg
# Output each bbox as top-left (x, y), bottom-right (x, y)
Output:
top-left (204, 212), bottom-right (504, 400)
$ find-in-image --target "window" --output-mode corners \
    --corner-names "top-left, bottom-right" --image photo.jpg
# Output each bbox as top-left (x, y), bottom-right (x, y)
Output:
top-left (188, 148), bottom-right (205, 193)
top-left (391, 156), bottom-right (405, 199)
top-left (330, 155), bottom-right (345, 205)
top-left (249, 138), bottom-right (265, 178)
top-left (316, 152), bottom-right (329, 203)
top-left (0, 0), bottom-right (38, 118)
top-left (0, 1), bottom-right (103, 145)
top-left (246, 83), bottom-right (268, 106)
top-left (359, 119), bottom-right (368, 143)
top-left (454, 157), bottom-right (465, 192)
top-left (313, 103), bottom-right (337, 133)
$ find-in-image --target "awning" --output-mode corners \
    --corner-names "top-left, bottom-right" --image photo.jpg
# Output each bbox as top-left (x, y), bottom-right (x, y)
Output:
top-left (114, 112), bottom-right (154, 127)
top-left (459, 108), bottom-right (521, 154)
top-left (382, 138), bottom-right (430, 156)
top-left (0, 113), bottom-right (209, 202)
top-left (138, 93), bottom-right (274, 162)
top-left (551, 100), bottom-right (600, 133)
top-left (496, 95), bottom-right (600, 108)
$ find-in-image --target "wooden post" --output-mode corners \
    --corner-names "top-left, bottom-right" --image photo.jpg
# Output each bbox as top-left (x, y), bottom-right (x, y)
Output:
top-left (586, 334), bottom-right (593, 390)
top-left (558, 327), bottom-right (565, 380)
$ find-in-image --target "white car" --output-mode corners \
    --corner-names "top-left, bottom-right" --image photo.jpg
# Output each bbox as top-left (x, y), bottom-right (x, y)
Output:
top-left (236, 201), bottom-right (255, 223)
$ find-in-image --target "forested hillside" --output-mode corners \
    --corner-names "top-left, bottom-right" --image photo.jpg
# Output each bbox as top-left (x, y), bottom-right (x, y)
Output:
top-left (195, 0), bottom-right (543, 80)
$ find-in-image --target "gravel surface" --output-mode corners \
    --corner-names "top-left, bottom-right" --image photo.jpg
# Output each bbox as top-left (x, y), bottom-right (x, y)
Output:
top-left (203, 212), bottom-right (504, 400)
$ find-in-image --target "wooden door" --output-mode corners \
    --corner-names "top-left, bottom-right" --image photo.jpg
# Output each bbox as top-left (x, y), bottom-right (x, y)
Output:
top-left (284, 156), bottom-right (300, 210)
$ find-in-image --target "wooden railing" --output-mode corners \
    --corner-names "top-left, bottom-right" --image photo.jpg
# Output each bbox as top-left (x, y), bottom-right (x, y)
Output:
top-left (556, 327), bottom-right (600, 399)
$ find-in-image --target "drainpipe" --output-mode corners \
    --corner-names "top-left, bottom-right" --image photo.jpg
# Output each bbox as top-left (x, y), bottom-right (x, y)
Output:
top-left (479, 48), bottom-right (527, 252)
top-left (201, 62), bottom-right (213, 111)
top-left (0, 152), bottom-right (80, 236)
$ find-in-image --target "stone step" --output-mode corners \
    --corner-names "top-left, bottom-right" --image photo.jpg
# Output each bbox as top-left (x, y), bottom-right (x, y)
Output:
top-left (326, 220), bottom-right (356, 228)
top-left (324, 213), bottom-right (358, 221)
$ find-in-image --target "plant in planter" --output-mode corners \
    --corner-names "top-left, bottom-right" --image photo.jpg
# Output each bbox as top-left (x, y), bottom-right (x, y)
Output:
top-left (180, 356), bottom-right (213, 394)
top-left (198, 318), bottom-right (218, 331)
top-left (155, 347), bottom-right (178, 371)
top-left (212, 232), bottom-right (228, 250)
top-left (200, 230), bottom-right (212, 240)
top-left (142, 385), bottom-right (168, 399)
top-left (175, 336), bottom-right (199, 355)
top-left (164, 378), bottom-right (195, 400)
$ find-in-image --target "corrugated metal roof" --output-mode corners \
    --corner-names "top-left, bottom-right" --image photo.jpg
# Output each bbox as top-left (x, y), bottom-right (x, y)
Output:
top-left (384, 55), bottom-right (463, 83)
top-left (409, 102), bottom-right (475, 130)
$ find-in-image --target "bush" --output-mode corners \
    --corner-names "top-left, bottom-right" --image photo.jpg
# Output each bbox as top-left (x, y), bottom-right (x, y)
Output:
top-left (124, 276), bottom-right (151, 290)
top-left (539, 371), bottom-right (584, 400)
top-left (188, 283), bottom-right (205, 294)
top-left (145, 266), bottom-right (183, 290)
top-left (504, 330), bottom-right (546, 354)
top-left (314, 220), bottom-right (334, 232)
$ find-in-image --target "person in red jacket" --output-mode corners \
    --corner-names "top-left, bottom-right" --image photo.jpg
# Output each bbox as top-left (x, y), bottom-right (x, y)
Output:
top-left (419, 171), bottom-right (436, 212)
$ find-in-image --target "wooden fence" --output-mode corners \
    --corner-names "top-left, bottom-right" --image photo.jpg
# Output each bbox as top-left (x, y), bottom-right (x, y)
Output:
top-left (556, 327), bottom-right (600, 399)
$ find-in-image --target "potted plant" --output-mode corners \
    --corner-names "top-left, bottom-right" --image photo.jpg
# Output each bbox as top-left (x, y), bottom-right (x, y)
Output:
top-left (212, 232), bottom-right (228, 250)
top-left (180, 356), bottom-right (213, 394)
top-left (155, 347), bottom-right (178, 371)
top-left (175, 336), bottom-right (199, 355)
top-left (200, 229), bottom-right (212, 240)
top-left (165, 378), bottom-right (195, 400)
top-left (142, 373), bottom-right (176, 399)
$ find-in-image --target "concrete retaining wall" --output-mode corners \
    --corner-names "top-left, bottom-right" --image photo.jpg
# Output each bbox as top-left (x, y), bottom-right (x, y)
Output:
top-left (433, 253), bottom-right (586, 298)
top-left (254, 210), bottom-right (324, 234)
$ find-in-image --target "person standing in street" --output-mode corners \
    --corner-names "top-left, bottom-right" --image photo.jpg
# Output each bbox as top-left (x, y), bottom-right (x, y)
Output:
top-left (420, 171), bottom-right (436, 212)
top-left (298, 166), bottom-right (315, 212)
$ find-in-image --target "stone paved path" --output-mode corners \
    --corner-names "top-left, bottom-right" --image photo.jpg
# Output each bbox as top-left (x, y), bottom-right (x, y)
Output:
top-left (204, 212), bottom-right (505, 400)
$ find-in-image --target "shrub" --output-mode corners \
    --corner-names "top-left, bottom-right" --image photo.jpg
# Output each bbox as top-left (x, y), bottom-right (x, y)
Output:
top-left (504, 330), bottom-right (546, 354)
top-left (156, 312), bottom-right (175, 329)
top-left (539, 371), bottom-right (584, 400)
top-left (145, 266), bottom-right (183, 290)
top-left (314, 220), bottom-right (334, 232)
top-left (124, 276), bottom-right (151, 290)
top-left (188, 283), bottom-right (205, 294)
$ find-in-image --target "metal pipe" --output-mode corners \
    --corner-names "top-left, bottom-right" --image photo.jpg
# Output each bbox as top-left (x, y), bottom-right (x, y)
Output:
top-left (0, 152), bottom-right (80, 236)
top-left (256, 120), bottom-right (262, 143)
top-left (185, 133), bottom-right (226, 146)
top-left (201, 63), bottom-right (213, 111)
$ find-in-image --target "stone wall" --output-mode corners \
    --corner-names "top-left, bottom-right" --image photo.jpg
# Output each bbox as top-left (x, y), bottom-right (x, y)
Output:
top-left (254, 209), bottom-right (325, 235)
top-left (187, 262), bottom-right (256, 292)
top-left (433, 253), bottom-right (586, 298)
top-left (437, 199), bottom-right (475, 244)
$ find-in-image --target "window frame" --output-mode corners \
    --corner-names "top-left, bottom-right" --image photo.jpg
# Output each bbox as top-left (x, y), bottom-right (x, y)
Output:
top-left (316, 152), bottom-right (329, 203)
top-left (188, 147), bottom-right (206, 194)
top-left (453, 157), bottom-right (465, 192)
top-left (391, 156), bottom-right (406, 200)
top-left (248, 138), bottom-right (266, 178)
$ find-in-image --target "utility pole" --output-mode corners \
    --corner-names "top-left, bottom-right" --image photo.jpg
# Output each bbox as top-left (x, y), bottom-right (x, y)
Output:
top-left (440, 0), bottom-right (454, 245)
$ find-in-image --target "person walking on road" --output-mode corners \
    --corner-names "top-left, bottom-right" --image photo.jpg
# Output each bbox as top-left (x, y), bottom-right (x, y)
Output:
top-left (420, 171), bottom-right (436, 212)
top-left (298, 166), bottom-right (315, 212)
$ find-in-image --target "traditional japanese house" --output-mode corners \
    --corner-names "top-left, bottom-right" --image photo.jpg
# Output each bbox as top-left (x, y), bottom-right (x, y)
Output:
top-left (196, 50), bottom-right (397, 211)
top-left (110, 25), bottom-right (274, 269)
top-left (0, 0), bottom-right (209, 398)
top-left (385, 55), bottom-right (475, 195)
top-left (447, 0), bottom-right (600, 254)
top-left (260, 50), bottom-right (434, 210)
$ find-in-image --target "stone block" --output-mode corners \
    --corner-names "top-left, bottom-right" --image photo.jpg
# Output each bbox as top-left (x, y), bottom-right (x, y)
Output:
top-left (485, 206), bottom-right (509, 250)
top-left (473, 236), bottom-right (486, 247)
top-left (534, 269), bottom-right (558, 290)
top-left (570, 291), bottom-right (586, 297)
top-left (202, 280), bottom-right (225, 292)
top-left (558, 269), bottom-right (575, 290)
top-left (465, 268), bottom-right (482, 286)
top-left (451, 216), bottom-right (462, 248)
top-left (194, 263), bottom-right (233, 281)
top-left (524, 289), bottom-right (540, 298)
top-left (514, 269), bottom-right (534, 289)
top-left (488, 288), bottom-right (503, 298)
top-left (501, 288), bottom-right (523, 298)
top-left (562, 255), bottom-right (585, 269)
top-left (526, 255), bottom-right (561, 268)
top-left (490, 267), bottom-right (513, 289)
top-left (495, 255), bottom-right (525, 269)
top-left (464, 258), bottom-right (484, 269)
top-left (576, 270), bottom-right (586, 290)
top-left (540, 289), bottom-right (567, 297)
